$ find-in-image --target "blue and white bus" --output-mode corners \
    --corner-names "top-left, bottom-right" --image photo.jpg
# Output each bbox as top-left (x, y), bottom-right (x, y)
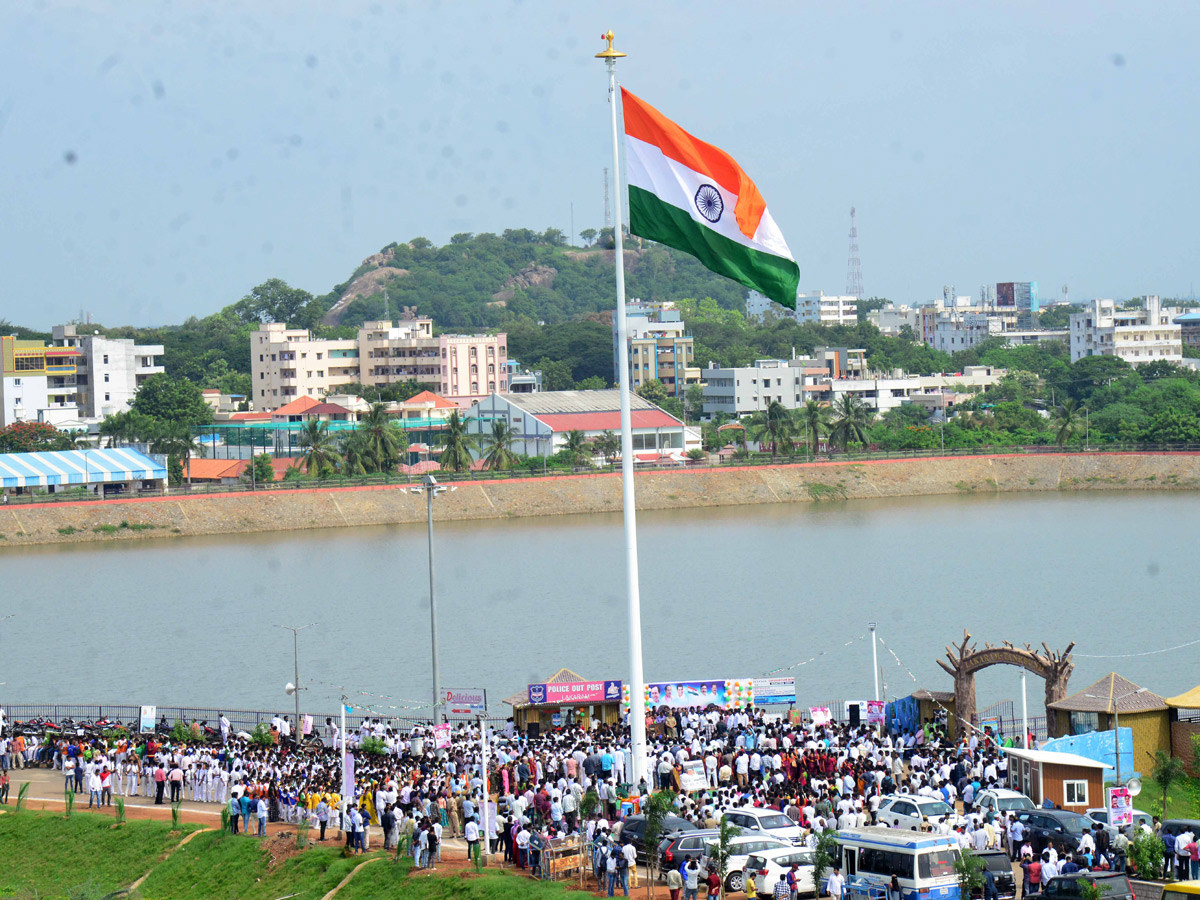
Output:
top-left (832, 827), bottom-right (962, 900)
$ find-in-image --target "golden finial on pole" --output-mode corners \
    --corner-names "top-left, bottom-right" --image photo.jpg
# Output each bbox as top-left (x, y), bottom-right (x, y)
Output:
top-left (595, 30), bottom-right (626, 59)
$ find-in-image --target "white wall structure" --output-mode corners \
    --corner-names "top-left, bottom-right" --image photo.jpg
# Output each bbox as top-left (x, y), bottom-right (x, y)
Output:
top-left (746, 290), bottom-right (856, 327)
top-left (52, 326), bottom-right (164, 418)
top-left (1070, 296), bottom-right (1183, 364)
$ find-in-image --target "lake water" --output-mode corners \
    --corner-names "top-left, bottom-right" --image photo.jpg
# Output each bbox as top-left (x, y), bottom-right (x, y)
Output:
top-left (0, 492), bottom-right (1195, 717)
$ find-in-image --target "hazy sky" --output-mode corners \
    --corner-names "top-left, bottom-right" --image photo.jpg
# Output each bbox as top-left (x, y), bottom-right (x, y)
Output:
top-left (1, 1), bottom-right (1196, 329)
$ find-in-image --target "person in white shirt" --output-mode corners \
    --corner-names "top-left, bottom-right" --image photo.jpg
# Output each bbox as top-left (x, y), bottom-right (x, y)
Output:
top-left (827, 867), bottom-right (845, 900)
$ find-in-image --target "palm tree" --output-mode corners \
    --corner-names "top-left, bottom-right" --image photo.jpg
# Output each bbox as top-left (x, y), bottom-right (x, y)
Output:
top-left (563, 429), bottom-right (590, 467)
top-left (437, 410), bottom-right (477, 473)
top-left (591, 430), bottom-right (621, 466)
top-left (1150, 748), bottom-right (1186, 818)
top-left (148, 421), bottom-right (205, 485)
top-left (298, 419), bottom-right (341, 477)
top-left (98, 413), bottom-right (125, 448)
top-left (340, 430), bottom-right (372, 476)
top-left (746, 400), bottom-right (795, 461)
top-left (359, 402), bottom-right (406, 471)
top-left (828, 394), bottom-right (872, 451)
top-left (798, 399), bottom-right (832, 457)
top-left (1054, 398), bottom-right (1083, 447)
top-left (481, 419), bottom-right (520, 471)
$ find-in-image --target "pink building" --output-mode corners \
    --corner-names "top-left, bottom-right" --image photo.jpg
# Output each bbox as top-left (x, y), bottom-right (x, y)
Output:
top-left (439, 334), bottom-right (507, 407)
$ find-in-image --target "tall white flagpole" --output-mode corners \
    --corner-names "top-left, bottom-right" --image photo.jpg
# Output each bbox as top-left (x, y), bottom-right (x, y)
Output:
top-left (597, 30), bottom-right (649, 792)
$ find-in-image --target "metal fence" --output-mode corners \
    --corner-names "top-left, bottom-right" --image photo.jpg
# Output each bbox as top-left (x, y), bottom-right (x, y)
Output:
top-left (1, 703), bottom-right (440, 735)
top-left (6, 442), bottom-right (1200, 506)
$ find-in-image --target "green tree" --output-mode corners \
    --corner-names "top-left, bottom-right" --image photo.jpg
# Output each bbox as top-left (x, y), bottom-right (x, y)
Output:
top-left (148, 421), bottom-right (205, 486)
top-left (684, 383), bottom-right (705, 423)
top-left (562, 429), bottom-right (590, 466)
top-left (437, 410), bottom-right (477, 472)
top-left (710, 818), bottom-right (743, 898)
top-left (340, 430), bottom-right (373, 476)
top-left (579, 228), bottom-right (598, 246)
top-left (481, 419), bottom-right (519, 471)
top-left (642, 789), bottom-right (677, 892)
top-left (954, 848), bottom-right (986, 898)
top-left (798, 400), bottom-right (832, 456)
top-left (747, 400), bottom-right (795, 461)
top-left (130, 374), bottom-right (213, 426)
top-left (828, 394), bottom-right (872, 450)
top-left (1054, 398), bottom-right (1084, 446)
top-left (591, 430), bottom-right (621, 466)
top-left (298, 420), bottom-right (341, 476)
top-left (636, 379), bottom-right (671, 408)
top-left (235, 278), bottom-right (318, 327)
top-left (359, 402), bottom-right (407, 471)
top-left (244, 453), bottom-right (274, 484)
top-left (576, 375), bottom-right (607, 390)
top-left (1150, 748), bottom-right (1186, 817)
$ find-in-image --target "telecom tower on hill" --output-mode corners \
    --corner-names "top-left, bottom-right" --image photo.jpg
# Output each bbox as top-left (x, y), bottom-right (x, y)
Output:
top-left (846, 207), bottom-right (864, 301)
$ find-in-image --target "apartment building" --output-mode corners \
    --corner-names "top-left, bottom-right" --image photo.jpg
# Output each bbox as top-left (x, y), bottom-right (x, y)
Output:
top-left (0, 336), bottom-right (83, 426)
top-left (1069, 296), bottom-right (1182, 364)
top-left (613, 302), bottom-right (698, 397)
top-left (50, 325), bottom-right (164, 418)
top-left (746, 290), bottom-right (857, 327)
top-left (251, 319), bottom-right (507, 412)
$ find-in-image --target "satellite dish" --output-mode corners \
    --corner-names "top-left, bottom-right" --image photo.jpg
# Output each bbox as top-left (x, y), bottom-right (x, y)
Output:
top-left (1125, 778), bottom-right (1142, 797)
top-left (285, 682), bottom-right (296, 696)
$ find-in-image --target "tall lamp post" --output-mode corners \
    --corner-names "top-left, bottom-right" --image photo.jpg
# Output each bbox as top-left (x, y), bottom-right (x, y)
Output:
top-left (279, 622), bottom-right (317, 742)
top-left (1084, 686), bottom-right (1147, 787)
top-left (410, 474), bottom-right (455, 722)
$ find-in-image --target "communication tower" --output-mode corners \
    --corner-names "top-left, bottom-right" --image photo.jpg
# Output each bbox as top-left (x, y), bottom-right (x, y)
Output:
top-left (846, 207), bottom-right (864, 300)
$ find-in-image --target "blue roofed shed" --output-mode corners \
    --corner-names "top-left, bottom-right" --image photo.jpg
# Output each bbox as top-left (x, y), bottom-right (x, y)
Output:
top-left (0, 448), bottom-right (167, 495)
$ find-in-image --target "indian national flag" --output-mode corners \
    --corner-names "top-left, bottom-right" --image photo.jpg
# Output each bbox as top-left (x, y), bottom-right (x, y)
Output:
top-left (622, 87), bottom-right (800, 309)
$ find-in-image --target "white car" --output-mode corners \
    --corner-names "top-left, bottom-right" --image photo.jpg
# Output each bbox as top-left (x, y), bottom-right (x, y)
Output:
top-left (722, 806), bottom-right (806, 845)
top-left (1086, 807), bottom-right (1153, 836)
top-left (745, 846), bottom-right (818, 899)
top-left (700, 834), bottom-right (792, 893)
top-left (876, 794), bottom-right (967, 831)
top-left (975, 789), bottom-right (1036, 815)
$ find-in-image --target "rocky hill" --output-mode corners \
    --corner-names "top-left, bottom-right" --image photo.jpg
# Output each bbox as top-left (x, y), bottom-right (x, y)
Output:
top-left (313, 229), bottom-right (747, 330)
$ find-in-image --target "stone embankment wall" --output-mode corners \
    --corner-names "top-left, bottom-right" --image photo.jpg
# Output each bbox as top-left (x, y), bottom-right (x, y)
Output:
top-left (1, 452), bottom-right (1197, 549)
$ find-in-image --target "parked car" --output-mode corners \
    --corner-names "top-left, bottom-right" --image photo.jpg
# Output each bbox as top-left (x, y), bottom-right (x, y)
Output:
top-left (975, 789), bottom-right (1036, 815)
top-left (971, 850), bottom-right (1018, 900)
top-left (1030, 872), bottom-right (1135, 900)
top-left (1085, 807), bottom-right (1153, 837)
top-left (1012, 809), bottom-right (1094, 854)
top-left (721, 806), bottom-right (806, 845)
top-left (618, 814), bottom-right (698, 863)
top-left (1161, 819), bottom-right (1200, 840)
top-left (746, 846), bottom-right (818, 899)
top-left (701, 834), bottom-right (792, 894)
top-left (658, 829), bottom-right (720, 871)
top-left (876, 794), bottom-right (967, 831)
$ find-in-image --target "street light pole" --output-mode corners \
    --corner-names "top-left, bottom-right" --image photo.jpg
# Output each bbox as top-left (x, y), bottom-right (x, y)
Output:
top-left (1084, 686), bottom-right (1147, 786)
top-left (279, 623), bottom-right (317, 742)
top-left (411, 474), bottom-right (453, 722)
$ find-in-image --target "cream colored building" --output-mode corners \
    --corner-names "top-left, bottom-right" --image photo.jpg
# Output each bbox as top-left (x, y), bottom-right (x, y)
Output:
top-left (251, 319), bottom-right (507, 412)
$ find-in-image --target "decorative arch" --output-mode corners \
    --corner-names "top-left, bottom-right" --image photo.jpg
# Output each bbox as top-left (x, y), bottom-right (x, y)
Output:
top-left (937, 631), bottom-right (1075, 737)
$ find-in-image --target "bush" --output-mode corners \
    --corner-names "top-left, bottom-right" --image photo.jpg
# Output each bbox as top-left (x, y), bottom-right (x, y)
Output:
top-left (249, 722), bottom-right (274, 748)
top-left (955, 848), bottom-right (986, 897)
top-left (1127, 831), bottom-right (1166, 880)
top-left (360, 736), bottom-right (387, 756)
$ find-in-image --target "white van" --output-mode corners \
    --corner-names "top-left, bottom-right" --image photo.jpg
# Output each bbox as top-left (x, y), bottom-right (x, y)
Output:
top-left (721, 806), bottom-right (805, 845)
top-left (832, 826), bottom-right (962, 900)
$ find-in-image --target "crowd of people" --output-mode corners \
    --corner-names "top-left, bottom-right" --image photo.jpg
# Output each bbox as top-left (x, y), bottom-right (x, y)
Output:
top-left (0, 704), bottom-right (1170, 897)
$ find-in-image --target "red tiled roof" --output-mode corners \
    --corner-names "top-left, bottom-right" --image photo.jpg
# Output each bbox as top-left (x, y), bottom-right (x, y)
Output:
top-left (403, 390), bottom-right (457, 409)
top-left (537, 410), bottom-right (681, 432)
top-left (304, 402), bottom-right (352, 416)
top-left (398, 461), bottom-right (441, 475)
top-left (271, 396), bottom-right (323, 417)
top-left (227, 411), bottom-right (271, 421)
top-left (185, 459), bottom-right (246, 480)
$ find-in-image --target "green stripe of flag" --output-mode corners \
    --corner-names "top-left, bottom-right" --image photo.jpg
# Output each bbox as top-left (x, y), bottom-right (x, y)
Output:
top-left (628, 185), bottom-right (800, 309)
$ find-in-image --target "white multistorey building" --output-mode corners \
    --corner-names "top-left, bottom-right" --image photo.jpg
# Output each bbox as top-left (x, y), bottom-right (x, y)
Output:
top-left (1069, 296), bottom-right (1183, 364)
top-left (746, 290), bottom-right (857, 327)
top-left (50, 325), bottom-right (164, 418)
